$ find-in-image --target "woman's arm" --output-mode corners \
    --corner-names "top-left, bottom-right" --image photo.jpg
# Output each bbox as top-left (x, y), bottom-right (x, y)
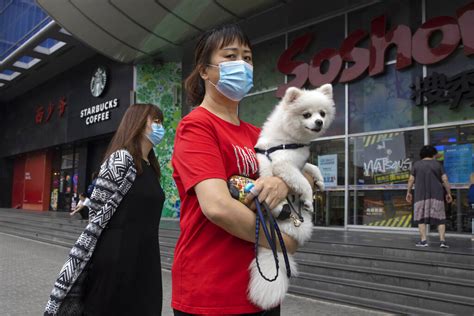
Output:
top-left (195, 178), bottom-right (298, 254)
top-left (406, 175), bottom-right (415, 203)
top-left (441, 174), bottom-right (453, 203)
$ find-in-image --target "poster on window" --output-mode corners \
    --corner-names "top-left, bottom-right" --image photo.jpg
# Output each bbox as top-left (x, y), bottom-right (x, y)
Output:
top-left (318, 154), bottom-right (338, 187)
top-left (444, 144), bottom-right (473, 183)
top-left (355, 132), bottom-right (412, 184)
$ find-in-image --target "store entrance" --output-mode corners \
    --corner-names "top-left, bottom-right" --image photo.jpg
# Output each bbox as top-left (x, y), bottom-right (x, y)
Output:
top-left (50, 147), bottom-right (80, 212)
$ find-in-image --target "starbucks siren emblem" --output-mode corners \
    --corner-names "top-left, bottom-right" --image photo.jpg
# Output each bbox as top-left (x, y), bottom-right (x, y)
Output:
top-left (90, 66), bottom-right (107, 97)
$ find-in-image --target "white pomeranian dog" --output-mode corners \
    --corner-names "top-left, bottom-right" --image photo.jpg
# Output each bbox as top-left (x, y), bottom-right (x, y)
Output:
top-left (248, 84), bottom-right (336, 310)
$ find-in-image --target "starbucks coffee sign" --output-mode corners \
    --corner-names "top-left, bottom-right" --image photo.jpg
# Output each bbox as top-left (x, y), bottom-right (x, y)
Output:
top-left (80, 98), bottom-right (119, 125)
top-left (80, 66), bottom-right (120, 125)
top-left (90, 66), bottom-right (107, 97)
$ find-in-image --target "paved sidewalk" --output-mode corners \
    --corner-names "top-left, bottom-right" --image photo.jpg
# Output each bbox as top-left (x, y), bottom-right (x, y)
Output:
top-left (0, 232), bottom-right (391, 316)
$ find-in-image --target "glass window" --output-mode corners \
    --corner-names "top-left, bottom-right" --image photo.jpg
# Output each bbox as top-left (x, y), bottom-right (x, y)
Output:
top-left (314, 191), bottom-right (345, 226)
top-left (310, 139), bottom-right (345, 186)
top-left (454, 189), bottom-right (473, 233)
top-left (430, 125), bottom-right (474, 184)
top-left (349, 130), bottom-right (424, 185)
top-left (427, 125), bottom-right (473, 234)
top-left (349, 189), bottom-right (413, 227)
top-left (250, 36), bottom-right (285, 93)
top-left (310, 139), bottom-right (345, 226)
top-left (426, 49), bottom-right (474, 124)
top-left (239, 91), bottom-right (279, 127)
top-left (349, 64), bottom-right (424, 133)
top-left (60, 151), bottom-right (74, 170)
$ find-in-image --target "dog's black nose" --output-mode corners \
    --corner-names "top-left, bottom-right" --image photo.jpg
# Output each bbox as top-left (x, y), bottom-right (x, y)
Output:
top-left (315, 119), bottom-right (323, 127)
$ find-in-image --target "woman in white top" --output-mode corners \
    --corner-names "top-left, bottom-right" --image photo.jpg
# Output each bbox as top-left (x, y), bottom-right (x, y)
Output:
top-left (70, 192), bottom-right (91, 220)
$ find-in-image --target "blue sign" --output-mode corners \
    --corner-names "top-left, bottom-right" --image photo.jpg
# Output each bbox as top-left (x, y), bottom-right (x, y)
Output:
top-left (444, 144), bottom-right (473, 183)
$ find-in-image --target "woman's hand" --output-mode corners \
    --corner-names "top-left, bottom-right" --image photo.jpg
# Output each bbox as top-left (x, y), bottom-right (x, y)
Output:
top-left (446, 194), bottom-right (453, 203)
top-left (244, 176), bottom-right (289, 210)
top-left (406, 192), bottom-right (413, 203)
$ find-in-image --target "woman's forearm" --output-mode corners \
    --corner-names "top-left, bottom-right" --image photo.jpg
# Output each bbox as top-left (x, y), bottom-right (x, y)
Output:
top-left (442, 181), bottom-right (451, 195)
top-left (407, 176), bottom-right (415, 192)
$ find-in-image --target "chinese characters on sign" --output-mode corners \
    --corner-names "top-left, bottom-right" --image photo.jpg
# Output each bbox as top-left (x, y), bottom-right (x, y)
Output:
top-left (35, 97), bottom-right (67, 124)
top-left (410, 69), bottom-right (474, 109)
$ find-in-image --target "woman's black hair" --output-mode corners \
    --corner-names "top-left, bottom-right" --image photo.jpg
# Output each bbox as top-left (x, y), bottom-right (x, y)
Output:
top-left (184, 24), bottom-right (252, 106)
top-left (420, 145), bottom-right (438, 159)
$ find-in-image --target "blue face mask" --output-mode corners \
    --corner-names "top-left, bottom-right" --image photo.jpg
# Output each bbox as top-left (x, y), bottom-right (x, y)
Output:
top-left (208, 60), bottom-right (253, 101)
top-left (146, 123), bottom-right (165, 146)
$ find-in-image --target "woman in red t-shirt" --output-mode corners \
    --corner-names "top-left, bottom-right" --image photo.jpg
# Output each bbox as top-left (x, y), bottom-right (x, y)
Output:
top-left (171, 24), bottom-right (300, 316)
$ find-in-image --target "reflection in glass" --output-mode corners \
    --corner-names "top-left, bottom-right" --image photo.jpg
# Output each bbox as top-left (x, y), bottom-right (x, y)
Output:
top-left (251, 36), bottom-right (285, 93)
top-left (349, 65), bottom-right (423, 133)
top-left (239, 92), bottom-right (280, 127)
top-left (349, 190), bottom-right (413, 227)
top-left (314, 191), bottom-right (344, 226)
top-left (426, 49), bottom-right (474, 124)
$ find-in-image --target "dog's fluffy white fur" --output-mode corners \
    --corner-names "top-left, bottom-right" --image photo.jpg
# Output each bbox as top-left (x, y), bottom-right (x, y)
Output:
top-left (248, 84), bottom-right (336, 310)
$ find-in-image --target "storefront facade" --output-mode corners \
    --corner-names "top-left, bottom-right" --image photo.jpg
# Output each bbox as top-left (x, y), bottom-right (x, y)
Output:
top-left (2, 0), bottom-right (473, 234)
top-left (232, 0), bottom-right (474, 234)
top-left (1, 55), bottom-right (134, 211)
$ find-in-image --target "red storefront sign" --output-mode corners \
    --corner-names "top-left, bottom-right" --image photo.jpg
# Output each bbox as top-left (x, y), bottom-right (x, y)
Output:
top-left (35, 96), bottom-right (67, 124)
top-left (276, 2), bottom-right (474, 97)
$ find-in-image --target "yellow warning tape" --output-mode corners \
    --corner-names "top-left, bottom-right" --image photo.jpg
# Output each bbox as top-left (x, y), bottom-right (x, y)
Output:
top-left (365, 214), bottom-right (412, 227)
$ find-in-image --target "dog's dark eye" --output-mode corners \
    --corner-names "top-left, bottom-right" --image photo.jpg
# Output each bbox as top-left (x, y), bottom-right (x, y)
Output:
top-left (319, 111), bottom-right (326, 118)
top-left (303, 113), bottom-right (312, 119)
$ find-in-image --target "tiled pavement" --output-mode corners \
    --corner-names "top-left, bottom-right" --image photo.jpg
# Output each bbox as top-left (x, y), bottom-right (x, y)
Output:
top-left (0, 232), bottom-right (391, 316)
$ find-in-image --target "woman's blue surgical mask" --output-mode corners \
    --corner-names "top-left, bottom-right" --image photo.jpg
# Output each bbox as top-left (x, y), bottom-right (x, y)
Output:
top-left (146, 123), bottom-right (165, 146)
top-left (208, 60), bottom-right (253, 101)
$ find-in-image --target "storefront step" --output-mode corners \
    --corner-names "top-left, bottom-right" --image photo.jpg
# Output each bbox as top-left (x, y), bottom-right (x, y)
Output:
top-left (303, 239), bottom-right (474, 266)
top-left (291, 272), bottom-right (474, 315)
top-left (296, 259), bottom-right (473, 297)
top-left (0, 224), bottom-right (77, 248)
top-left (0, 219), bottom-right (85, 240)
top-left (0, 209), bottom-right (87, 229)
top-left (288, 284), bottom-right (447, 316)
top-left (295, 249), bottom-right (474, 280)
top-left (0, 214), bottom-right (85, 231)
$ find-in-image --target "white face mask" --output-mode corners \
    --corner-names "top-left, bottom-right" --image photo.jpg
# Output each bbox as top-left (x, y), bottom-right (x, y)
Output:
top-left (208, 60), bottom-right (254, 101)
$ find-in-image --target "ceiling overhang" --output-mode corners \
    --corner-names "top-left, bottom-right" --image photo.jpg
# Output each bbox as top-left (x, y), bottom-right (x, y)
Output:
top-left (36, 0), bottom-right (284, 64)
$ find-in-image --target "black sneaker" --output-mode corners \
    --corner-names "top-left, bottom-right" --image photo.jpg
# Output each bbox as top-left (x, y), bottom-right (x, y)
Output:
top-left (440, 241), bottom-right (449, 248)
top-left (416, 240), bottom-right (429, 247)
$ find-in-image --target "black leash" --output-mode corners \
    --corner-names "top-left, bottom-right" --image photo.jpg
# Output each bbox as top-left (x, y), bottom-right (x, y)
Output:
top-left (248, 184), bottom-right (292, 281)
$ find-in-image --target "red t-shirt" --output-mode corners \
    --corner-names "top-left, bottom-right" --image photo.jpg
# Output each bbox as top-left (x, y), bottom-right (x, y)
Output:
top-left (171, 106), bottom-right (261, 315)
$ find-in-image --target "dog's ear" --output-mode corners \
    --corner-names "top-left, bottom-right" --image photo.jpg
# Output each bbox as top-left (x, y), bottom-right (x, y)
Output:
top-left (317, 84), bottom-right (333, 99)
top-left (283, 87), bottom-right (302, 106)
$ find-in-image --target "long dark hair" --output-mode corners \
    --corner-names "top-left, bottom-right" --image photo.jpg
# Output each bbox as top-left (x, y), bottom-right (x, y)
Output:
top-left (103, 103), bottom-right (163, 177)
top-left (185, 24), bottom-right (252, 106)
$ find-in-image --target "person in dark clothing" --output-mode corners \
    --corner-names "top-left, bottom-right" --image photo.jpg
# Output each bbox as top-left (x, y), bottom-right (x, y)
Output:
top-left (406, 145), bottom-right (452, 248)
top-left (469, 173), bottom-right (474, 209)
top-left (86, 172), bottom-right (98, 198)
top-left (83, 104), bottom-right (166, 316)
top-left (45, 103), bottom-right (166, 316)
